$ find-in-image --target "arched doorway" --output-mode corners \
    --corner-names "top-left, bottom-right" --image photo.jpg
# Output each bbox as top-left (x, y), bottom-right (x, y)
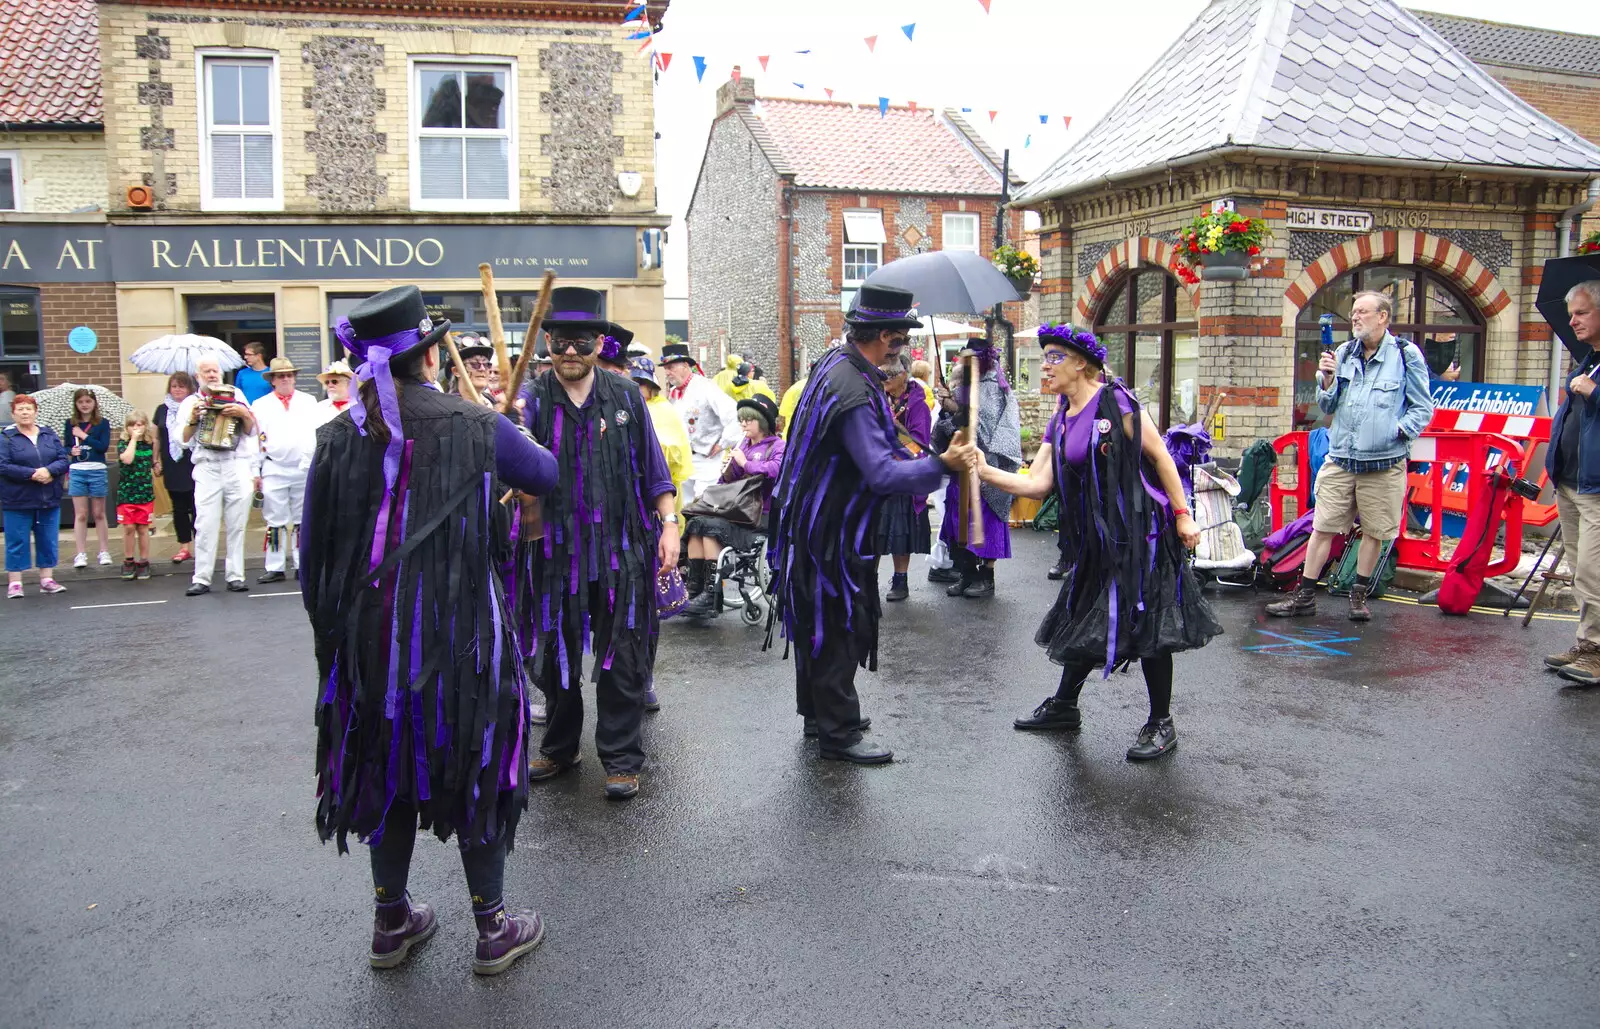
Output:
top-left (1093, 267), bottom-right (1199, 429)
top-left (1293, 265), bottom-right (1486, 429)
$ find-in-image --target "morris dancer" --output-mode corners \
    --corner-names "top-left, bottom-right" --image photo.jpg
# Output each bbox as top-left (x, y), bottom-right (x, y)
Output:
top-left (973, 325), bottom-right (1220, 761)
top-left (517, 287), bottom-right (678, 800)
top-left (250, 358), bottom-right (320, 584)
top-left (300, 285), bottom-right (558, 974)
top-left (768, 285), bottom-right (973, 764)
top-left (315, 360), bottom-right (355, 426)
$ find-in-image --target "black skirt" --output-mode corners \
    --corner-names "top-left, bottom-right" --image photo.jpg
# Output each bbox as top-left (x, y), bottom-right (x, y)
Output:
top-left (875, 496), bottom-right (931, 556)
top-left (686, 514), bottom-right (760, 552)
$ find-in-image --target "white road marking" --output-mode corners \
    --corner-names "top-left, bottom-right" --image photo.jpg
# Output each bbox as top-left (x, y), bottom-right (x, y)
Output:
top-left (70, 600), bottom-right (169, 611)
top-left (251, 591), bottom-right (302, 598)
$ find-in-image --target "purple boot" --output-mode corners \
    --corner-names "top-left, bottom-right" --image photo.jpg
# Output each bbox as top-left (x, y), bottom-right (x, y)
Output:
top-left (473, 902), bottom-right (545, 976)
top-left (369, 893), bottom-right (437, 969)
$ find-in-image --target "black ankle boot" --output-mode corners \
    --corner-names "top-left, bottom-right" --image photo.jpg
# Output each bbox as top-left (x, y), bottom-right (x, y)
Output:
top-left (687, 567), bottom-right (720, 620)
top-left (685, 558), bottom-right (708, 599)
top-left (1126, 717), bottom-right (1178, 761)
top-left (962, 565), bottom-right (995, 598)
top-left (885, 572), bottom-right (909, 602)
top-left (945, 550), bottom-right (976, 597)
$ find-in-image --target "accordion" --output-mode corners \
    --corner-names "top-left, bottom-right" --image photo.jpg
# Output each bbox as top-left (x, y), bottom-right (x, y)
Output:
top-left (196, 385), bottom-right (245, 451)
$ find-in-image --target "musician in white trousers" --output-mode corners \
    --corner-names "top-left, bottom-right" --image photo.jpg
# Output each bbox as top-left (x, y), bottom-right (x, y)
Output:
top-left (178, 355), bottom-right (257, 596)
top-left (251, 358), bottom-right (320, 584)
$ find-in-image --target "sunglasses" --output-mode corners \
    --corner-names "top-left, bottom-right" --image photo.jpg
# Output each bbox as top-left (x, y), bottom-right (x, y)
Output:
top-left (548, 335), bottom-right (597, 356)
top-left (463, 358), bottom-right (494, 371)
top-left (1042, 351), bottom-right (1068, 366)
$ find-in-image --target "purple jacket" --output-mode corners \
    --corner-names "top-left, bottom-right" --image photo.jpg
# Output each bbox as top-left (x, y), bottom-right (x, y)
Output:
top-left (0, 424), bottom-right (71, 510)
top-left (720, 433), bottom-right (785, 515)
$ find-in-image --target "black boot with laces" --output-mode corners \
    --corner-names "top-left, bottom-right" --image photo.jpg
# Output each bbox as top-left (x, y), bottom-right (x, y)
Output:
top-left (1126, 717), bottom-right (1178, 761)
top-left (1013, 696), bottom-right (1082, 731)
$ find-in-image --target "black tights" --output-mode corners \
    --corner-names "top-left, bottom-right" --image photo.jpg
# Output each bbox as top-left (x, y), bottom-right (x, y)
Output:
top-left (368, 805), bottom-right (507, 911)
top-left (1053, 653), bottom-right (1173, 721)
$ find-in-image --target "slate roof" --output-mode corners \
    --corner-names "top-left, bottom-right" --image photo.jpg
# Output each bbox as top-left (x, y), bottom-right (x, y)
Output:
top-left (1015, 0), bottom-right (1600, 205)
top-left (1411, 10), bottom-right (1600, 77)
top-left (0, 0), bottom-right (101, 126)
top-left (738, 98), bottom-right (1016, 195)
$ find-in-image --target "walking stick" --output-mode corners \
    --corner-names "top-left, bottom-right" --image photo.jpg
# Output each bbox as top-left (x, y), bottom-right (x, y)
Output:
top-left (964, 351), bottom-right (985, 547)
top-left (501, 269), bottom-right (557, 416)
top-left (444, 333), bottom-right (484, 406)
top-left (480, 263), bottom-right (550, 540)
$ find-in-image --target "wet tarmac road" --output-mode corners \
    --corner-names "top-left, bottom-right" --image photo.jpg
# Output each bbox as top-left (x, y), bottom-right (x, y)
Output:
top-left (2, 530), bottom-right (1597, 1028)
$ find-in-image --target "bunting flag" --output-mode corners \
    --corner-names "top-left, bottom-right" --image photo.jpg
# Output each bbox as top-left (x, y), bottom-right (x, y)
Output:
top-left (1024, 135), bottom-right (1032, 148)
top-left (732, 65), bottom-right (742, 83)
top-left (824, 88), bottom-right (834, 99)
top-left (693, 56), bottom-right (707, 82)
top-left (908, 100), bottom-right (918, 112)
top-left (793, 81), bottom-right (805, 89)
top-left (656, 52), bottom-right (672, 71)
top-left (1062, 116), bottom-right (1072, 129)
top-left (989, 110), bottom-right (998, 122)
top-left (864, 35), bottom-right (877, 52)
top-left (624, 2), bottom-right (647, 19)
top-left (902, 23), bottom-right (916, 41)
top-left (626, 29), bottom-right (651, 40)
top-left (878, 96), bottom-right (889, 117)
top-left (758, 55), bottom-right (770, 71)
top-left (1039, 114), bottom-right (1048, 124)
top-left (977, 0), bottom-right (992, 11)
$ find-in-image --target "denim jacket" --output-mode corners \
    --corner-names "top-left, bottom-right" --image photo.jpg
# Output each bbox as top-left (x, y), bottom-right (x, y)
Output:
top-left (1317, 332), bottom-right (1434, 465)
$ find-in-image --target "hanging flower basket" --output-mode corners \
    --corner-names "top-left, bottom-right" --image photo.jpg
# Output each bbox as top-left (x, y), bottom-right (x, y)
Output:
top-left (1178, 211), bottom-right (1270, 282)
top-left (1199, 250), bottom-right (1252, 281)
top-left (1005, 272), bottom-right (1034, 298)
top-left (992, 244), bottom-right (1039, 300)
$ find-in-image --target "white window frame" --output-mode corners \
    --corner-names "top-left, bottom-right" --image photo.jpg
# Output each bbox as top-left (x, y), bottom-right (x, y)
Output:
top-left (0, 152), bottom-right (20, 212)
top-left (943, 212), bottom-right (980, 252)
top-left (842, 243), bottom-right (881, 288)
top-left (843, 209), bottom-right (886, 245)
top-left (196, 50), bottom-right (284, 212)
top-left (408, 56), bottom-right (519, 213)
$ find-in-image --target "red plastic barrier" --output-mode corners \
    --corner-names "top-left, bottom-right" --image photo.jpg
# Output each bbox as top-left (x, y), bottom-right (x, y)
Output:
top-left (1425, 408), bottom-right (1557, 528)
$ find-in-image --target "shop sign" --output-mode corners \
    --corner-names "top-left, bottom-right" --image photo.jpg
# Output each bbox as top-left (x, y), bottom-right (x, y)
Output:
top-left (281, 326), bottom-right (326, 398)
top-left (1286, 207), bottom-right (1374, 233)
top-left (0, 223), bottom-right (641, 283)
top-left (1430, 380), bottom-right (1546, 417)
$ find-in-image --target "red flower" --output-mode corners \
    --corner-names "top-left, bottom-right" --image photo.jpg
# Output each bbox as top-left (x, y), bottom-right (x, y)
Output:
top-left (1247, 245), bottom-right (1261, 255)
top-left (1188, 242), bottom-right (1200, 254)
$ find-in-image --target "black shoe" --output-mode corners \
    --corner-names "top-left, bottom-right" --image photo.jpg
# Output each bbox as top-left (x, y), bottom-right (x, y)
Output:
top-left (685, 583), bottom-right (719, 621)
top-left (803, 716), bottom-right (872, 738)
top-left (885, 573), bottom-right (909, 602)
top-left (226, 579), bottom-right (249, 593)
top-left (1126, 717), bottom-right (1178, 761)
top-left (962, 568), bottom-right (995, 598)
top-left (684, 558), bottom-right (708, 600)
top-left (257, 570), bottom-right (286, 584)
top-left (946, 574), bottom-right (974, 597)
top-left (820, 740), bottom-right (894, 765)
top-left (927, 566), bottom-right (961, 584)
top-left (1047, 561), bottom-right (1068, 581)
top-left (1013, 696), bottom-right (1081, 731)
top-left (185, 582), bottom-right (210, 596)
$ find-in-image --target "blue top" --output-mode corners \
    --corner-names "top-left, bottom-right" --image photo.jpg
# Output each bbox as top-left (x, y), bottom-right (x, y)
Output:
top-left (0, 423), bottom-right (72, 510)
top-left (1316, 332), bottom-right (1434, 469)
top-left (64, 418), bottom-right (111, 465)
top-left (233, 365), bottom-right (273, 405)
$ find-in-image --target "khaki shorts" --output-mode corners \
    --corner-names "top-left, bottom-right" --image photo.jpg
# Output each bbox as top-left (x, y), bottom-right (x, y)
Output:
top-left (1312, 462), bottom-right (1406, 540)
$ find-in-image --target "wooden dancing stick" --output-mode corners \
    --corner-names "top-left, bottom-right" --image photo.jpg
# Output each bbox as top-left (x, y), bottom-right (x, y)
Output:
top-left (480, 263), bottom-right (515, 404)
top-left (966, 352), bottom-right (985, 547)
top-left (502, 270), bottom-right (557, 416)
top-left (444, 332), bottom-right (485, 406)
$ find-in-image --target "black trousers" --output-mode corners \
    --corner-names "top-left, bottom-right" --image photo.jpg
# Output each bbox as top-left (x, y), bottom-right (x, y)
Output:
top-left (169, 489), bottom-right (196, 545)
top-left (794, 617), bottom-right (869, 751)
top-left (538, 583), bottom-right (650, 774)
top-left (368, 804), bottom-right (506, 908)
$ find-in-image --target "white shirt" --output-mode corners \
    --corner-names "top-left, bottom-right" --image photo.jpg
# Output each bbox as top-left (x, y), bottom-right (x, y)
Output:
top-left (177, 390), bottom-right (258, 464)
top-left (251, 389), bottom-right (321, 476)
top-left (314, 397), bottom-right (355, 428)
top-left (668, 374), bottom-right (740, 457)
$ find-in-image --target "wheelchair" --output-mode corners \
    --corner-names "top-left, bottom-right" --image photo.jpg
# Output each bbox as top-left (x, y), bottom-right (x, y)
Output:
top-left (701, 534), bottom-right (773, 626)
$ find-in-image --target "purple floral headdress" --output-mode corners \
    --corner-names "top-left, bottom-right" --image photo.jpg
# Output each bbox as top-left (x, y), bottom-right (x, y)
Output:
top-left (597, 334), bottom-right (623, 363)
top-left (1037, 323), bottom-right (1108, 365)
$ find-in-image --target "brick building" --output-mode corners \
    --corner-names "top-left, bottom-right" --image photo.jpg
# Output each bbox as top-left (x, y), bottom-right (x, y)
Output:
top-left (686, 72), bottom-right (1025, 390)
top-left (1014, 0), bottom-right (1600, 453)
top-left (1, 0), bottom-right (670, 416)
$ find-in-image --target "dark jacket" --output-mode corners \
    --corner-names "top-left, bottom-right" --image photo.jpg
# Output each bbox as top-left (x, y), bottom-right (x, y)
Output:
top-left (0, 424), bottom-right (72, 510)
top-left (1546, 350), bottom-right (1600, 495)
top-left (155, 398), bottom-right (195, 492)
top-left (64, 418), bottom-right (111, 464)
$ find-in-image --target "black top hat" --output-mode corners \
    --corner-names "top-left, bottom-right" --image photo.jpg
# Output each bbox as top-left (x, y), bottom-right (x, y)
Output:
top-left (345, 285), bottom-right (451, 355)
top-left (540, 287), bottom-right (610, 333)
top-left (660, 342), bottom-right (698, 367)
top-left (736, 393), bottom-right (779, 433)
top-left (845, 284), bottom-right (921, 331)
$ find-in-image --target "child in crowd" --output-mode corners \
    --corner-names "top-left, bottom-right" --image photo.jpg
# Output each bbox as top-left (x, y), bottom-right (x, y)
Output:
top-left (117, 410), bottom-right (161, 580)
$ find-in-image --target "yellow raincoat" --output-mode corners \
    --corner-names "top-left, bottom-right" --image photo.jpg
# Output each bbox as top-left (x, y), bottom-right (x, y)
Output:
top-left (645, 394), bottom-right (694, 513)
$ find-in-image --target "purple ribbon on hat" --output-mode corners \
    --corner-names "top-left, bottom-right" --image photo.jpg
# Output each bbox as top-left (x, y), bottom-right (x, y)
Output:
top-left (548, 310), bottom-right (599, 321)
top-left (852, 303), bottom-right (916, 318)
top-left (333, 315), bottom-right (431, 512)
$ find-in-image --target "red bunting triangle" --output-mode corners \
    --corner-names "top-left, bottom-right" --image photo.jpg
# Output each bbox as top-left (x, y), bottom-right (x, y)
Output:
top-left (1062, 115), bottom-right (1071, 129)
top-left (864, 35), bottom-right (877, 52)
top-left (908, 100), bottom-right (918, 112)
top-left (988, 110), bottom-right (998, 122)
top-left (824, 88), bottom-right (834, 100)
top-left (758, 55), bottom-right (769, 72)
top-left (657, 52), bottom-right (672, 71)
top-left (731, 65), bottom-right (741, 83)
top-left (977, 0), bottom-right (992, 11)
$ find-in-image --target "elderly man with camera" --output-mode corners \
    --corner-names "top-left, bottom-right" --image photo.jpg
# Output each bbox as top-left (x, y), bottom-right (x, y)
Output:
top-left (1267, 291), bottom-right (1433, 622)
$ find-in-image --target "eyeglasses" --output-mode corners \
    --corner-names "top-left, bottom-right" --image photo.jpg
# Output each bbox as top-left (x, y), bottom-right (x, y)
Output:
top-left (548, 335), bottom-right (597, 356)
top-left (463, 358), bottom-right (493, 371)
top-left (1042, 351), bottom-right (1068, 366)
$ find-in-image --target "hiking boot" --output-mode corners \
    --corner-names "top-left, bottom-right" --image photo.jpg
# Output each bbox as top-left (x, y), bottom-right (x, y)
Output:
top-left (473, 904), bottom-right (544, 976)
top-left (1265, 584), bottom-right (1316, 617)
top-left (604, 774), bottom-right (640, 800)
top-left (120, 559), bottom-right (137, 580)
top-left (962, 567), bottom-right (995, 598)
top-left (1126, 717), bottom-right (1178, 761)
top-left (1013, 696), bottom-right (1081, 731)
top-left (528, 755), bottom-right (580, 782)
top-left (369, 893), bottom-right (437, 969)
top-left (1558, 649), bottom-right (1600, 687)
top-left (885, 573), bottom-right (909, 602)
top-left (1546, 640), bottom-right (1600, 670)
top-left (135, 561), bottom-right (151, 580)
top-left (927, 566), bottom-right (961, 584)
top-left (1348, 583), bottom-right (1372, 622)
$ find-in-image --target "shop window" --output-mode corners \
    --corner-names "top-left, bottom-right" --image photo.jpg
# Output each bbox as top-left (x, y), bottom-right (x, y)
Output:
top-left (0, 289), bottom-right (44, 397)
top-left (0, 153), bottom-right (19, 212)
top-left (200, 55), bottom-right (281, 210)
top-left (412, 61), bottom-right (515, 210)
top-left (187, 294), bottom-right (277, 362)
top-left (942, 213), bottom-right (979, 252)
top-left (1093, 268), bottom-right (1199, 429)
top-left (1292, 265), bottom-right (1485, 429)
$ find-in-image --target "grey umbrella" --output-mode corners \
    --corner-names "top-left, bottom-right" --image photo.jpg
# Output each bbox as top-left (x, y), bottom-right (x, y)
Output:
top-left (862, 249), bottom-right (1022, 316)
top-left (31, 382), bottom-right (136, 436)
top-left (1535, 255), bottom-right (1600, 363)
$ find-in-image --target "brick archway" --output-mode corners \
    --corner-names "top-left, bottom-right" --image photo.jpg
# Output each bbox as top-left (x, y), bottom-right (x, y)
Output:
top-left (1282, 230), bottom-right (1513, 324)
top-left (1074, 236), bottom-right (1202, 325)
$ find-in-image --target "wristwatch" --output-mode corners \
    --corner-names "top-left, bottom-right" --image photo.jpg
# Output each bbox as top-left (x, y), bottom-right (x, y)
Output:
top-left (662, 513), bottom-right (679, 525)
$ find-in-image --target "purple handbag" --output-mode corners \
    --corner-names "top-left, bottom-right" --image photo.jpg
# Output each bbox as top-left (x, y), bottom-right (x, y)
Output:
top-left (656, 565), bottom-right (689, 618)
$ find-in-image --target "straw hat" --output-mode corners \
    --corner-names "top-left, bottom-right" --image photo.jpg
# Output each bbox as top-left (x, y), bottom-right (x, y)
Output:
top-left (317, 359), bottom-right (353, 385)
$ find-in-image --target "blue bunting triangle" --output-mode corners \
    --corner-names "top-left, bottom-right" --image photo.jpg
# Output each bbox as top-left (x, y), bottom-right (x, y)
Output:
top-left (693, 56), bottom-right (707, 82)
top-left (902, 23), bottom-right (916, 41)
